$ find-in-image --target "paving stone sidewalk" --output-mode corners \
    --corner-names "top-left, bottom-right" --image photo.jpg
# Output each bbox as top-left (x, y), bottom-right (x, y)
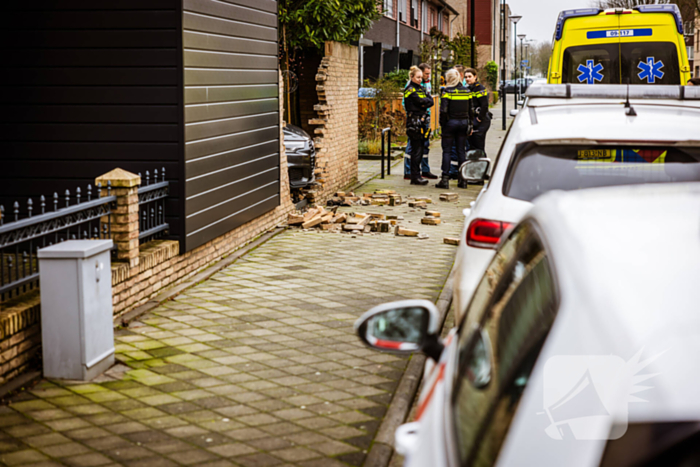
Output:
top-left (0, 147), bottom-right (480, 467)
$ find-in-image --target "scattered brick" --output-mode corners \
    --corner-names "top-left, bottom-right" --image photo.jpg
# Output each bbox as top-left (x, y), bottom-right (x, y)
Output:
top-left (440, 193), bottom-right (459, 202)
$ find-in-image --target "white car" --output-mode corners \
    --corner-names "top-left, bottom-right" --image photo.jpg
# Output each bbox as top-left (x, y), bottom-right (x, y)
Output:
top-left (453, 84), bottom-right (700, 323)
top-left (356, 182), bottom-right (700, 467)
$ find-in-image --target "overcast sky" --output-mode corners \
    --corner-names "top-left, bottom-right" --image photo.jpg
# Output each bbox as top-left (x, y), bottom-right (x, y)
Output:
top-left (506, 0), bottom-right (594, 44)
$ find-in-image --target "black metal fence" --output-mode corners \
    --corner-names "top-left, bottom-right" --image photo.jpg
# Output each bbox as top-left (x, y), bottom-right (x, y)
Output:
top-left (0, 184), bottom-right (116, 303)
top-left (138, 168), bottom-right (169, 244)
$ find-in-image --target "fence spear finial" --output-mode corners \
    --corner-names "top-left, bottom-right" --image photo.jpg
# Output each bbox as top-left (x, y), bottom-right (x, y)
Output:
top-left (40, 195), bottom-right (45, 214)
top-left (53, 193), bottom-right (58, 211)
top-left (87, 185), bottom-right (92, 201)
top-left (76, 187), bottom-right (81, 204)
top-left (14, 201), bottom-right (19, 222)
top-left (27, 198), bottom-right (33, 218)
top-left (65, 189), bottom-right (70, 208)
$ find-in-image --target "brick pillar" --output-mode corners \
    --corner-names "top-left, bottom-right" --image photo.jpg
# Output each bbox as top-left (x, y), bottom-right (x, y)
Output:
top-left (96, 168), bottom-right (141, 268)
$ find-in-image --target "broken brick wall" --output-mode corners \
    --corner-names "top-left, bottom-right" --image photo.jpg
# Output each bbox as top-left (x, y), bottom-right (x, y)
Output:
top-left (307, 42), bottom-right (359, 204)
top-left (296, 51), bottom-right (323, 136)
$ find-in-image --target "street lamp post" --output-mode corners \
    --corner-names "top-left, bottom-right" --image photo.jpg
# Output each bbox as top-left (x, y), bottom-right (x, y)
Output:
top-left (470, 0), bottom-right (476, 68)
top-left (509, 15), bottom-right (522, 111)
top-left (501, 0), bottom-right (508, 130)
top-left (518, 34), bottom-right (526, 105)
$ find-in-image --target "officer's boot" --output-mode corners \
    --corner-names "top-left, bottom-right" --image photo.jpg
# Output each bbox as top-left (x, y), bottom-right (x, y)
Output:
top-left (436, 175), bottom-right (450, 189)
top-left (458, 178), bottom-right (468, 189)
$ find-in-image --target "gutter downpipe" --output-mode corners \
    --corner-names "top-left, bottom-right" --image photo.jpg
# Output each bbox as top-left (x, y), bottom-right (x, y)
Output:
top-left (360, 34), bottom-right (364, 87)
top-left (396, 7), bottom-right (400, 52)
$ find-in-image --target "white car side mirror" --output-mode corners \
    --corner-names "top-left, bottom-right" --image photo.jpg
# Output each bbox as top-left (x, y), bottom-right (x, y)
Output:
top-left (354, 300), bottom-right (444, 361)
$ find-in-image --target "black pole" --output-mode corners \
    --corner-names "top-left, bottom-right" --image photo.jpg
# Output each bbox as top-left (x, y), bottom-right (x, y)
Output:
top-left (514, 22), bottom-right (518, 110)
top-left (501, 0), bottom-right (507, 130)
top-left (520, 38), bottom-right (524, 100)
top-left (381, 130), bottom-right (385, 179)
top-left (470, 0), bottom-right (476, 68)
top-left (387, 129), bottom-right (391, 176)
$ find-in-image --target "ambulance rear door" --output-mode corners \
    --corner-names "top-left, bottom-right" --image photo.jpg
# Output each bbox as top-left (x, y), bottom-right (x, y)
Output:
top-left (559, 13), bottom-right (621, 85)
top-left (618, 12), bottom-right (683, 85)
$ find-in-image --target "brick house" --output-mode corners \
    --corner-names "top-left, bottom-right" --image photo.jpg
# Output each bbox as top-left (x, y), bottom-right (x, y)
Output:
top-left (361, 0), bottom-right (459, 80)
top-left (450, 0), bottom-right (511, 70)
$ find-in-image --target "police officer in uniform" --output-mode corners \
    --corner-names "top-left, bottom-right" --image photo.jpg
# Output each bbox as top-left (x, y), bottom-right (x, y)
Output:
top-left (465, 68), bottom-right (491, 152)
top-left (404, 66), bottom-right (435, 186)
top-left (437, 68), bottom-right (474, 189)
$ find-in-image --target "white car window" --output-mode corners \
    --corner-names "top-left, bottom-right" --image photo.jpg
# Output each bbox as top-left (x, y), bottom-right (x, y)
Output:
top-left (504, 145), bottom-right (700, 202)
top-left (452, 226), bottom-right (558, 466)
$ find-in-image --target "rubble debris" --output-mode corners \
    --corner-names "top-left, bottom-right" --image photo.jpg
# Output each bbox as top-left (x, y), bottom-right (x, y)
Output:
top-left (417, 233), bottom-right (430, 240)
top-left (395, 227), bottom-right (419, 237)
top-left (289, 190), bottom-right (432, 239)
top-left (413, 196), bottom-right (432, 204)
top-left (439, 193), bottom-right (459, 202)
top-left (421, 217), bottom-right (441, 226)
top-left (287, 213), bottom-right (304, 225)
top-left (443, 237), bottom-right (460, 245)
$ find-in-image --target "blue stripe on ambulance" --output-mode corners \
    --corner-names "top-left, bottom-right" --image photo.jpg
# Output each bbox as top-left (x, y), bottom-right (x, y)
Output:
top-left (586, 28), bottom-right (653, 39)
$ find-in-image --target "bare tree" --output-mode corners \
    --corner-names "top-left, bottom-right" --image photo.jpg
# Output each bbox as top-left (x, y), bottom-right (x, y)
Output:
top-left (676, 0), bottom-right (700, 16)
top-left (529, 42), bottom-right (553, 77)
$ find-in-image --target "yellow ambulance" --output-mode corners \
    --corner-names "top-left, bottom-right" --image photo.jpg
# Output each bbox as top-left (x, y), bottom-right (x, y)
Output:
top-left (548, 5), bottom-right (691, 85)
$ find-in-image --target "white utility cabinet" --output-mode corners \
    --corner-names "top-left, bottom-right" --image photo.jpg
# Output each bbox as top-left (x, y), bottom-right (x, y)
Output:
top-left (37, 240), bottom-right (115, 380)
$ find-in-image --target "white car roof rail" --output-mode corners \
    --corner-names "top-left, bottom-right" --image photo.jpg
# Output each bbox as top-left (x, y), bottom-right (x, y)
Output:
top-left (526, 84), bottom-right (700, 100)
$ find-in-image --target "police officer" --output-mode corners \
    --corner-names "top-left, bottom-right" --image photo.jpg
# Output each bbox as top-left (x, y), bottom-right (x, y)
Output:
top-left (437, 68), bottom-right (474, 190)
top-left (465, 68), bottom-right (491, 153)
top-left (404, 66), bottom-right (435, 186)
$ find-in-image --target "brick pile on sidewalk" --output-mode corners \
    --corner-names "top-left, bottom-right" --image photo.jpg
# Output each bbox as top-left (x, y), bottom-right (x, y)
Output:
top-left (287, 190), bottom-right (464, 242)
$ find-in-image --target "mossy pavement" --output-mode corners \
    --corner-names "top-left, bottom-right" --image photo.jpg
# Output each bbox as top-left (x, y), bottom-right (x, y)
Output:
top-left (0, 141), bottom-right (495, 467)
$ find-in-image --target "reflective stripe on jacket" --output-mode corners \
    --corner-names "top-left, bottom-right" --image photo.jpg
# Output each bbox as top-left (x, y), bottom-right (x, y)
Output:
top-left (404, 81), bottom-right (435, 116)
top-left (469, 82), bottom-right (490, 127)
top-left (439, 84), bottom-right (474, 128)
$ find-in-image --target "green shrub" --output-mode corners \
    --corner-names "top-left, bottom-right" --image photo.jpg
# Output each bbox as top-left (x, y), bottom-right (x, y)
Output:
top-left (383, 69), bottom-right (410, 89)
top-left (492, 91), bottom-right (499, 105)
top-left (485, 60), bottom-right (498, 91)
top-left (359, 139), bottom-right (382, 155)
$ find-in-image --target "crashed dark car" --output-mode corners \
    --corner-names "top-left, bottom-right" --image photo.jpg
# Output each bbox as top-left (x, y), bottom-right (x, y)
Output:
top-left (284, 124), bottom-right (316, 189)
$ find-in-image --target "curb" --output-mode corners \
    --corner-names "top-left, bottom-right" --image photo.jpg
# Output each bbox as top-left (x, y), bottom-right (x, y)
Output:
top-left (118, 227), bottom-right (285, 327)
top-left (363, 266), bottom-right (456, 467)
top-left (0, 371), bottom-right (41, 400)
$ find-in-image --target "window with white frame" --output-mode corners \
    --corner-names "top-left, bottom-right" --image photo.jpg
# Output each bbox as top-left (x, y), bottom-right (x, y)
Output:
top-left (422, 1), bottom-right (428, 33)
top-left (383, 0), bottom-right (394, 18)
top-left (399, 0), bottom-right (405, 22)
top-left (411, 0), bottom-right (418, 27)
top-left (688, 45), bottom-right (695, 60)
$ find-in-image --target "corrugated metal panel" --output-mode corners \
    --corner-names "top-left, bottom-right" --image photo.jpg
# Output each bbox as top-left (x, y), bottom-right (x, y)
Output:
top-left (183, 0), bottom-right (280, 251)
top-left (0, 1), bottom-right (185, 239)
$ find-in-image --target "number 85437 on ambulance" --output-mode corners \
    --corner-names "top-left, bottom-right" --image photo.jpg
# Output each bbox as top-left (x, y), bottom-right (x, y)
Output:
top-left (547, 5), bottom-right (692, 85)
